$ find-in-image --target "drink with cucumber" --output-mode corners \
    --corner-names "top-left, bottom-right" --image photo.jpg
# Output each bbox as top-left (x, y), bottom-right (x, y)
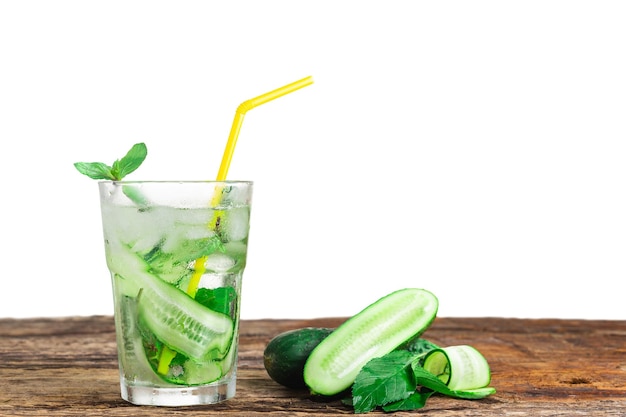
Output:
top-left (100, 180), bottom-right (252, 405)
top-left (75, 77), bottom-right (312, 406)
top-left (75, 143), bottom-right (253, 405)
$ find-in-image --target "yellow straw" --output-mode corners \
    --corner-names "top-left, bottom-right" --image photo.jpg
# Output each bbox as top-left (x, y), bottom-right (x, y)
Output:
top-left (158, 77), bottom-right (314, 374)
top-left (155, 76), bottom-right (314, 374)
top-left (186, 76), bottom-right (314, 298)
top-left (216, 75), bottom-right (314, 181)
top-left (186, 75), bottom-right (314, 296)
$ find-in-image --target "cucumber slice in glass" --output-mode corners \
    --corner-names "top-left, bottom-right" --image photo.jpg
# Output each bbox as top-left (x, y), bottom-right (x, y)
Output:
top-left (137, 276), bottom-right (234, 362)
top-left (181, 359), bottom-right (223, 385)
top-left (108, 242), bottom-right (234, 362)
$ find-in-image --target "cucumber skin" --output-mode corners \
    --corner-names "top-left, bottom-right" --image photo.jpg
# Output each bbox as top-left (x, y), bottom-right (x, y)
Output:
top-left (137, 278), bottom-right (234, 361)
top-left (264, 327), bottom-right (334, 389)
top-left (423, 345), bottom-right (492, 391)
top-left (107, 242), bottom-right (235, 362)
top-left (303, 288), bottom-right (438, 396)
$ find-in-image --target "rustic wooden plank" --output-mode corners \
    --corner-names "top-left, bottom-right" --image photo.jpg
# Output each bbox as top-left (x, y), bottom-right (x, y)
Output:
top-left (0, 316), bottom-right (625, 416)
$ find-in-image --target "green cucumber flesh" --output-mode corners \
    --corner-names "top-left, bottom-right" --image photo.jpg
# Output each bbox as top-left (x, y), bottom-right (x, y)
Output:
top-left (122, 184), bottom-right (151, 208)
top-left (108, 242), bottom-right (234, 362)
top-left (181, 359), bottom-right (222, 385)
top-left (303, 288), bottom-right (438, 396)
top-left (423, 345), bottom-right (491, 391)
top-left (116, 295), bottom-right (176, 386)
top-left (137, 280), bottom-right (234, 361)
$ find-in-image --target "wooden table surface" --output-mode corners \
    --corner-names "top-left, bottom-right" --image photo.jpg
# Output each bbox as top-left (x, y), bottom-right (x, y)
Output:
top-left (1, 316), bottom-right (625, 416)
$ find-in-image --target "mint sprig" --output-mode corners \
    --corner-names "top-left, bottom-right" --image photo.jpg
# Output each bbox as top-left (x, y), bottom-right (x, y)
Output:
top-left (350, 343), bottom-right (495, 413)
top-left (352, 350), bottom-right (417, 413)
top-left (74, 142), bottom-right (147, 181)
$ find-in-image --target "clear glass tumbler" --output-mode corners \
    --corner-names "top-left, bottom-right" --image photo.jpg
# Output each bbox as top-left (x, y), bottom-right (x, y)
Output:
top-left (98, 181), bottom-right (253, 406)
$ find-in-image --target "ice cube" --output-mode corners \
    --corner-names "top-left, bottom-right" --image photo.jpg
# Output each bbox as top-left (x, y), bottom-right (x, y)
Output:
top-left (223, 241), bottom-right (247, 256)
top-left (218, 185), bottom-right (249, 206)
top-left (172, 207), bottom-right (214, 226)
top-left (130, 235), bottom-right (164, 254)
top-left (109, 206), bottom-right (169, 247)
top-left (221, 208), bottom-right (249, 242)
top-left (203, 253), bottom-right (235, 272)
top-left (161, 227), bottom-right (216, 253)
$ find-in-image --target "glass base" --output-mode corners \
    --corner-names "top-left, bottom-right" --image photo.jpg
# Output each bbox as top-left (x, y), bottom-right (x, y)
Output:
top-left (121, 378), bottom-right (236, 406)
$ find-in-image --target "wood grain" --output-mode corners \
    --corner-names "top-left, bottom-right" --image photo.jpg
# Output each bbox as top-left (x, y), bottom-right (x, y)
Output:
top-left (1, 316), bottom-right (625, 416)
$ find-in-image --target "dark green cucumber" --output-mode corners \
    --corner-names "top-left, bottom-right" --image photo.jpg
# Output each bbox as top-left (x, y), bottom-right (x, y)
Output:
top-left (303, 288), bottom-right (438, 396)
top-left (263, 327), bottom-right (334, 388)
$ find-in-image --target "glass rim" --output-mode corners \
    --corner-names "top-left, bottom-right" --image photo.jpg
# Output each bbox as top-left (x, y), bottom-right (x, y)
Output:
top-left (98, 180), bottom-right (253, 185)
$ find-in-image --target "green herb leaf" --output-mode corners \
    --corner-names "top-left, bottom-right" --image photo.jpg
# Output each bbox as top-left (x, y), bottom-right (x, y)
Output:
top-left (195, 287), bottom-right (237, 316)
top-left (74, 142), bottom-right (147, 181)
top-left (352, 350), bottom-right (416, 413)
top-left (397, 337), bottom-right (440, 360)
top-left (193, 234), bottom-right (226, 259)
top-left (349, 344), bottom-right (495, 413)
top-left (382, 390), bottom-right (433, 412)
top-left (111, 142), bottom-right (147, 180)
top-left (73, 161), bottom-right (116, 180)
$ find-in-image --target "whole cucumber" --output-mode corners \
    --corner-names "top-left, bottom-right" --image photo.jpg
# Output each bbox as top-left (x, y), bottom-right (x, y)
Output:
top-left (263, 327), bottom-right (334, 388)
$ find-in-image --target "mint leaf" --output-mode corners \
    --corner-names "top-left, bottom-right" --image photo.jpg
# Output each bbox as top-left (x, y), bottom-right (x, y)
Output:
top-left (352, 350), bottom-right (416, 413)
top-left (349, 343), bottom-right (495, 413)
top-left (74, 142), bottom-right (147, 181)
top-left (142, 235), bottom-right (224, 283)
top-left (382, 390), bottom-right (433, 412)
top-left (195, 287), bottom-right (237, 315)
top-left (111, 142), bottom-right (147, 179)
top-left (73, 161), bottom-right (116, 180)
top-left (398, 337), bottom-right (440, 357)
top-left (193, 234), bottom-right (226, 259)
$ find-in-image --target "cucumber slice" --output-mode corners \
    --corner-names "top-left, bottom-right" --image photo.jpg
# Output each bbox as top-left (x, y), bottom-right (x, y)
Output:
top-left (117, 295), bottom-right (175, 386)
top-left (137, 275), bottom-right (234, 362)
top-left (122, 184), bottom-right (151, 208)
top-left (423, 345), bottom-right (491, 391)
top-left (107, 242), bottom-right (235, 362)
top-left (303, 288), bottom-right (438, 396)
top-left (181, 359), bottom-right (222, 385)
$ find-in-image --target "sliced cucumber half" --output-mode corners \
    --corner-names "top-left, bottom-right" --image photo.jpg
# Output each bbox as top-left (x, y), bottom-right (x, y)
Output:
top-left (303, 288), bottom-right (438, 396)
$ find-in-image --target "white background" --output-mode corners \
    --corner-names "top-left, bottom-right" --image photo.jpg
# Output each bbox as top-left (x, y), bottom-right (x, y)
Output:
top-left (1, 1), bottom-right (624, 320)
